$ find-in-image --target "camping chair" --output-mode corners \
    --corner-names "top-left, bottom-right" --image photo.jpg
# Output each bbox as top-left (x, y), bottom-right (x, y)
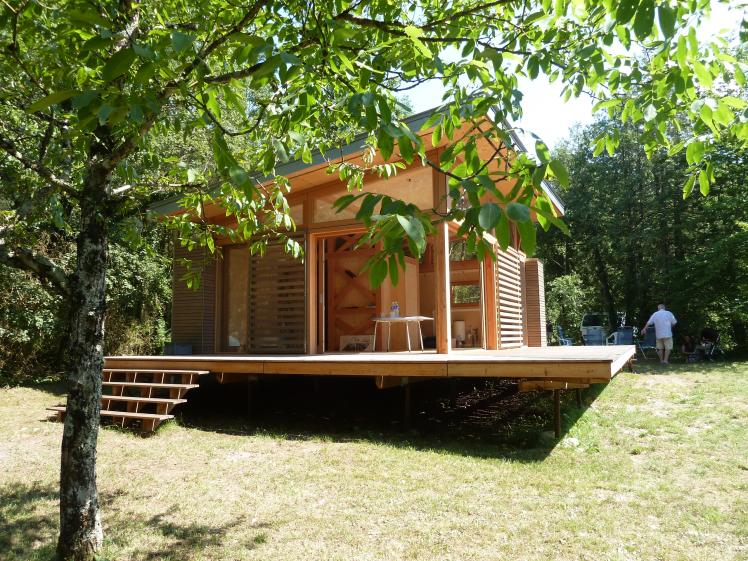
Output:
top-left (701, 330), bottom-right (725, 361)
top-left (556, 325), bottom-right (573, 346)
top-left (637, 326), bottom-right (657, 359)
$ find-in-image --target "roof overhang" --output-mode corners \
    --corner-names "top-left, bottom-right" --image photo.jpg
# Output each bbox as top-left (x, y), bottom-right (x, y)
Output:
top-left (150, 105), bottom-right (565, 216)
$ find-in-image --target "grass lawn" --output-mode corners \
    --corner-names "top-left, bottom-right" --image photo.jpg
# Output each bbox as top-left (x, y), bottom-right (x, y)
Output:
top-left (1, 361), bottom-right (746, 561)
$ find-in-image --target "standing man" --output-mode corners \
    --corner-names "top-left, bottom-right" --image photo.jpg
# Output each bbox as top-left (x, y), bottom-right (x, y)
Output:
top-left (641, 304), bottom-right (678, 365)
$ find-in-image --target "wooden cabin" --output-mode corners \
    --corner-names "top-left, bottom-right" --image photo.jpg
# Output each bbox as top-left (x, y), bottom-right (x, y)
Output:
top-left (92, 109), bottom-right (635, 434)
top-left (160, 109), bottom-right (560, 358)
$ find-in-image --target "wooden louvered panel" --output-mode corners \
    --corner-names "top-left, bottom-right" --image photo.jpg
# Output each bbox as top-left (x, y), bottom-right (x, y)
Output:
top-left (495, 246), bottom-right (525, 349)
top-left (247, 237), bottom-right (306, 354)
top-left (524, 259), bottom-right (547, 347)
top-left (172, 241), bottom-right (216, 354)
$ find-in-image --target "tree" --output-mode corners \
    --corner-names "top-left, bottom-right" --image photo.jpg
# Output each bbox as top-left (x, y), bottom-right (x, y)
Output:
top-left (538, 117), bottom-right (748, 348)
top-left (0, 1), bottom-right (745, 558)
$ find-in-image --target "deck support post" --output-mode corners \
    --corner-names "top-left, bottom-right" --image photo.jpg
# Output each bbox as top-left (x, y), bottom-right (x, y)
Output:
top-left (553, 389), bottom-right (561, 438)
top-left (575, 388), bottom-right (583, 408)
top-left (247, 379), bottom-right (254, 419)
top-left (402, 378), bottom-right (411, 429)
top-left (448, 378), bottom-right (458, 409)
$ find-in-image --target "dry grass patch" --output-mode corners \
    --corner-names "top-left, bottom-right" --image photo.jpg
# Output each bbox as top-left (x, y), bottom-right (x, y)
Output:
top-left (1, 362), bottom-right (746, 560)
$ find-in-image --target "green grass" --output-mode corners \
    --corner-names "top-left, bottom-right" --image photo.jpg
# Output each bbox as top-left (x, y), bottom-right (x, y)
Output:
top-left (1, 361), bottom-right (747, 560)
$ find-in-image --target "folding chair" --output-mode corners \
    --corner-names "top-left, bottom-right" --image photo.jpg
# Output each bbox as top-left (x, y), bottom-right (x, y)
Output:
top-left (637, 326), bottom-right (657, 359)
top-left (556, 325), bottom-right (573, 346)
top-left (702, 331), bottom-right (725, 361)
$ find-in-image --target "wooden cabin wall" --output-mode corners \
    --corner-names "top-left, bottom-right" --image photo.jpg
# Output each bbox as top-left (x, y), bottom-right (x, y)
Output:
top-left (494, 246), bottom-right (525, 349)
top-left (523, 259), bottom-right (547, 347)
top-left (171, 241), bottom-right (216, 354)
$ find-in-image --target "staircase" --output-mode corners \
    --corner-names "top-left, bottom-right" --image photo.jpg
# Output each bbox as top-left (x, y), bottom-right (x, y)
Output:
top-left (48, 368), bottom-right (209, 434)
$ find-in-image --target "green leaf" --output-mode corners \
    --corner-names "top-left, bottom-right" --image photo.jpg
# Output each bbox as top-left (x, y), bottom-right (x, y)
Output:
top-left (101, 48), bottom-right (136, 82)
top-left (549, 159), bottom-right (569, 188)
top-left (356, 194), bottom-right (381, 222)
top-left (397, 215), bottom-right (426, 252)
top-left (273, 139), bottom-right (289, 163)
top-left (133, 43), bottom-right (156, 60)
top-left (171, 31), bottom-right (194, 52)
top-left (507, 202), bottom-right (531, 222)
top-left (72, 90), bottom-right (98, 109)
top-left (615, 0), bottom-right (638, 24)
top-left (657, 5), bottom-right (676, 38)
top-left (27, 90), bottom-right (78, 113)
top-left (693, 62), bottom-right (713, 87)
top-left (403, 25), bottom-right (431, 57)
top-left (682, 175), bottom-right (695, 198)
top-left (229, 165), bottom-right (252, 189)
top-left (698, 169), bottom-right (710, 196)
top-left (685, 140), bottom-right (704, 165)
top-left (535, 140), bottom-right (551, 163)
top-left (478, 203), bottom-right (501, 230)
top-left (516, 221), bottom-right (537, 256)
top-left (377, 128), bottom-right (394, 161)
top-left (97, 104), bottom-right (114, 124)
top-left (398, 136), bottom-right (414, 164)
top-left (633, 1), bottom-right (655, 40)
top-left (496, 211), bottom-right (510, 249)
top-left (388, 255), bottom-right (399, 286)
top-left (369, 258), bottom-right (388, 289)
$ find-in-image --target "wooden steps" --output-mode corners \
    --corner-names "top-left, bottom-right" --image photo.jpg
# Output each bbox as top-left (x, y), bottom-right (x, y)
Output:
top-left (103, 381), bottom-right (199, 390)
top-left (47, 368), bottom-right (209, 434)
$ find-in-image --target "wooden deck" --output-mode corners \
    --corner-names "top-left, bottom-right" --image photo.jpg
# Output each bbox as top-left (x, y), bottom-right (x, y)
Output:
top-left (105, 346), bottom-right (636, 384)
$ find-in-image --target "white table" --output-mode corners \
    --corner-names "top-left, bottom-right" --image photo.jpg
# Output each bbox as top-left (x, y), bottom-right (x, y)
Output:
top-left (372, 316), bottom-right (434, 351)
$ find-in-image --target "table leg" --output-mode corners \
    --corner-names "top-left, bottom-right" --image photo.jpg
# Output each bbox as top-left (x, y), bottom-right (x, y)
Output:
top-left (373, 321), bottom-right (378, 352)
top-left (405, 321), bottom-right (412, 352)
top-left (387, 322), bottom-right (391, 352)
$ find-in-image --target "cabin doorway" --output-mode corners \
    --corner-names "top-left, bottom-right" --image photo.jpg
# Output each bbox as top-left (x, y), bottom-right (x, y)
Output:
top-left (320, 233), bottom-right (379, 352)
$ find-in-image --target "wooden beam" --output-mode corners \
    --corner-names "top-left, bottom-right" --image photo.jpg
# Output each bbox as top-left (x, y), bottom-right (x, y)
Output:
top-left (432, 160), bottom-right (451, 354)
top-left (306, 233), bottom-right (317, 354)
top-left (518, 380), bottom-right (590, 392)
top-left (483, 254), bottom-right (498, 349)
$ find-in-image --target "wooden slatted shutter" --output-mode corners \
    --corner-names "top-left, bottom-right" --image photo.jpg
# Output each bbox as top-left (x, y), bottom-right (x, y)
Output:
top-left (247, 237), bottom-right (306, 353)
top-left (172, 241), bottom-right (216, 354)
top-left (495, 246), bottom-right (525, 348)
top-left (523, 259), bottom-right (547, 347)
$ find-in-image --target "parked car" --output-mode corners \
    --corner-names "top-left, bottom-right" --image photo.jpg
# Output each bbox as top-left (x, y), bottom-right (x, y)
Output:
top-left (581, 312), bottom-right (606, 345)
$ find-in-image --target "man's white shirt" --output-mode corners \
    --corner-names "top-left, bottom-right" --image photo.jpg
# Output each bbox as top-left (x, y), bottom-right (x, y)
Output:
top-left (647, 310), bottom-right (677, 339)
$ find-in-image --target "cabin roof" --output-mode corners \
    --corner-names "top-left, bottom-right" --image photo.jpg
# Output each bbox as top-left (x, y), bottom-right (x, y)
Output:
top-left (150, 106), bottom-right (565, 216)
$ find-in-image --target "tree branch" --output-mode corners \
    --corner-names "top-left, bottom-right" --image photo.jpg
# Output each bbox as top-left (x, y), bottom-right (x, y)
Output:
top-left (0, 133), bottom-right (75, 194)
top-left (0, 243), bottom-right (70, 295)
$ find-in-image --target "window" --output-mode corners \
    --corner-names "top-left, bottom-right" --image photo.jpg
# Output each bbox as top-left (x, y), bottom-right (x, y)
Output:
top-left (221, 246), bottom-right (249, 351)
top-left (451, 283), bottom-right (481, 306)
top-left (449, 240), bottom-right (477, 261)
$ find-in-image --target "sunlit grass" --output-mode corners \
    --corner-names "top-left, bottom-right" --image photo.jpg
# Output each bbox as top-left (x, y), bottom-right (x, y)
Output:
top-left (1, 362), bottom-right (746, 560)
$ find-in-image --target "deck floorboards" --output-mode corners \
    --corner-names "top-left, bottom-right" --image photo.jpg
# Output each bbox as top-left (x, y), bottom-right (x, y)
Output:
top-left (105, 346), bottom-right (636, 382)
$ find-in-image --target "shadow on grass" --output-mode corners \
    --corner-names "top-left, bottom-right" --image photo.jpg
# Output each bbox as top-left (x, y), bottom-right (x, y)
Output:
top-left (1, 379), bottom-right (67, 398)
top-left (0, 483), bottom-right (263, 561)
top-left (632, 357), bottom-right (746, 376)
top-left (169, 375), bottom-right (607, 462)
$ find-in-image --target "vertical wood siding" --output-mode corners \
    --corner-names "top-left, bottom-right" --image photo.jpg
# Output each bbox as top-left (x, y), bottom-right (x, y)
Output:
top-left (523, 258), bottom-right (547, 347)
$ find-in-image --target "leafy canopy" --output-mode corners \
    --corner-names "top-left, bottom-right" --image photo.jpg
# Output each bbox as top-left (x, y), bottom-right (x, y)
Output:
top-left (0, 0), bottom-right (746, 290)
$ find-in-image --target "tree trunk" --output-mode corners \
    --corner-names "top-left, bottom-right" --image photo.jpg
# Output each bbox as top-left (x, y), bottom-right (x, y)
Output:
top-left (57, 163), bottom-right (109, 560)
top-left (592, 245), bottom-right (617, 330)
